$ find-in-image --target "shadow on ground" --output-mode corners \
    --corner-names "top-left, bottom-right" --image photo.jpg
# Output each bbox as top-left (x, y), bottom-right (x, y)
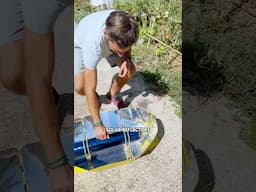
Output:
top-left (193, 147), bottom-right (215, 192)
top-left (156, 118), bottom-right (165, 144)
top-left (99, 72), bottom-right (169, 108)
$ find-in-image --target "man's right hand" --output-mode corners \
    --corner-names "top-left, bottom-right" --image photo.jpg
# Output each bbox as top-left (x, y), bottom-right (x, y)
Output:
top-left (95, 125), bottom-right (109, 140)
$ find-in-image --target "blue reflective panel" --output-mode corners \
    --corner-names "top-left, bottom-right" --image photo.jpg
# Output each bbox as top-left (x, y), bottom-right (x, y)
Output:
top-left (74, 108), bottom-right (154, 170)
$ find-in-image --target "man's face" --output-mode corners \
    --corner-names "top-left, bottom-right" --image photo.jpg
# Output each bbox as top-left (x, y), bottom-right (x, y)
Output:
top-left (104, 31), bottom-right (131, 57)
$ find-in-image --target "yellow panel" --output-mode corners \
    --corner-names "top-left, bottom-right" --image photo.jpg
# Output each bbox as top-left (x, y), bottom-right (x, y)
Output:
top-left (74, 159), bottom-right (135, 173)
top-left (74, 166), bottom-right (88, 173)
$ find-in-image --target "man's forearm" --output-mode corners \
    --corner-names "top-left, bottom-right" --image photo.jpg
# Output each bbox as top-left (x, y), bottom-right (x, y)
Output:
top-left (26, 83), bottom-right (64, 160)
top-left (86, 89), bottom-right (101, 124)
top-left (83, 69), bottom-right (101, 124)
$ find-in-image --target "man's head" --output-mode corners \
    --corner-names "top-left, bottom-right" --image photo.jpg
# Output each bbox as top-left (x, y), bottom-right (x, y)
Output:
top-left (104, 11), bottom-right (139, 57)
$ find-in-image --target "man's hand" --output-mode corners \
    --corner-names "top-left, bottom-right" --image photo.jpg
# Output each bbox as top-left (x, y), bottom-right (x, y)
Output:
top-left (95, 125), bottom-right (109, 140)
top-left (118, 60), bottom-right (128, 77)
top-left (48, 165), bottom-right (74, 192)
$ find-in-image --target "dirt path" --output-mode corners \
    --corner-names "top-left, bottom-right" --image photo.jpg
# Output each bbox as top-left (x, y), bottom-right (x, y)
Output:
top-left (183, 93), bottom-right (256, 191)
top-left (74, 58), bottom-right (182, 192)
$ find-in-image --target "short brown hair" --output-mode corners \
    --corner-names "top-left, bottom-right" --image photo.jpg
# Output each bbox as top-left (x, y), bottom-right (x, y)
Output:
top-left (105, 11), bottom-right (139, 49)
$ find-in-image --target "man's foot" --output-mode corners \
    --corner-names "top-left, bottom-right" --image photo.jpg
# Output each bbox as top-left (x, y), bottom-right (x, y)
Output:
top-left (106, 91), bottom-right (127, 109)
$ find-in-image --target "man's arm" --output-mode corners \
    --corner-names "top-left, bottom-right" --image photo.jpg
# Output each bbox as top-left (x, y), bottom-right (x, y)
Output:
top-left (24, 28), bottom-right (63, 161)
top-left (24, 27), bottom-right (73, 191)
top-left (83, 69), bottom-right (109, 140)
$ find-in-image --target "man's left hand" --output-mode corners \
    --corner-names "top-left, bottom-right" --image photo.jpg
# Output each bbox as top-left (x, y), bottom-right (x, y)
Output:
top-left (118, 60), bottom-right (128, 77)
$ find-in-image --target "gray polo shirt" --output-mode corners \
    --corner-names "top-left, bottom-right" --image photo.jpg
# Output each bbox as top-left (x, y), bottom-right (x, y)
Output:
top-left (74, 10), bottom-right (114, 70)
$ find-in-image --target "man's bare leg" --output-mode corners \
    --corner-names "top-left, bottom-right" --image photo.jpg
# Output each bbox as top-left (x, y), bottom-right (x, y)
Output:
top-left (24, 27), bottom-right (73, 191)
top-left (24, 27), bottom-right (62, 161)
top-left (0, 40), bottom-right (58, 102)
top-left (74, 72), bottom-right (85, 95)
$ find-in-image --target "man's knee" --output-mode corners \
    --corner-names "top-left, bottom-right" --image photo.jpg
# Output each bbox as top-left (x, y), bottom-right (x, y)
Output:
top-left (0, 40), bottom-right (25, 94)
top-left (1, 72), bottom-right (25, 94)
top-left (74, 73), bottom-right (86, 95)
top-left (74, 79), bottom-right (85, 95)
top-left (75, 85), bottom-right (85, 95)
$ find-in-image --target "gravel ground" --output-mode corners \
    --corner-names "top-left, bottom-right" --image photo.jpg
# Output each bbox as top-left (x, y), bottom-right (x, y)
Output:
top-left (183, 94), bottom-right (256, 192)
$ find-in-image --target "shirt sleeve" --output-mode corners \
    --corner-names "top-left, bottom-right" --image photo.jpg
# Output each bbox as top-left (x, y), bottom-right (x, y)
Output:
top-left (82, 42), bottom-right (101, 70)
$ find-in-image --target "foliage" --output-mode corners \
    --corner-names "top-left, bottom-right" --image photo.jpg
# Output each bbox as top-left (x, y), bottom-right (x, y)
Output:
top-left (240, 117), bottom-right (256, 150)
top-left (132, 43), bottom-right (181, 117)
top-left (183, 1), bottom-right (256, 148)
top-left (183, 39), bottom-right (226, 97)
top-left (113, 0), bottom-right (182, 51)
top-left (74, 0), bottom-right (91, 22)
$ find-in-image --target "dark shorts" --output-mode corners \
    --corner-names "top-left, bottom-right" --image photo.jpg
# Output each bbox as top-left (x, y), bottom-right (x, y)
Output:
top-left (106, 53), bottom-right (130, 68)
top-left (0, 0), bottom-right (69, 46)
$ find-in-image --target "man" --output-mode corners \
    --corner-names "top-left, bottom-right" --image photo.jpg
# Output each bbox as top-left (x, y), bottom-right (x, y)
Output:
top-left (74, 10), bottom-right (139, 140)
top-left (0, 1), bottom-right (73, 191)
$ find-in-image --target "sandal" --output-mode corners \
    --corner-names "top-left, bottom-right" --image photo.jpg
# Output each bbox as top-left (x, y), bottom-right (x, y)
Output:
top-left (106, 92), bottom-right (127, 109)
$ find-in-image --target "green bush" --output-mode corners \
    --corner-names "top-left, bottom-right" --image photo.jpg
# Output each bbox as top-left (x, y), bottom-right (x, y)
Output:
top-left (113, 0), bottom-right (181, 51)
top-left (74, 0), bottom-right (91, 22)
